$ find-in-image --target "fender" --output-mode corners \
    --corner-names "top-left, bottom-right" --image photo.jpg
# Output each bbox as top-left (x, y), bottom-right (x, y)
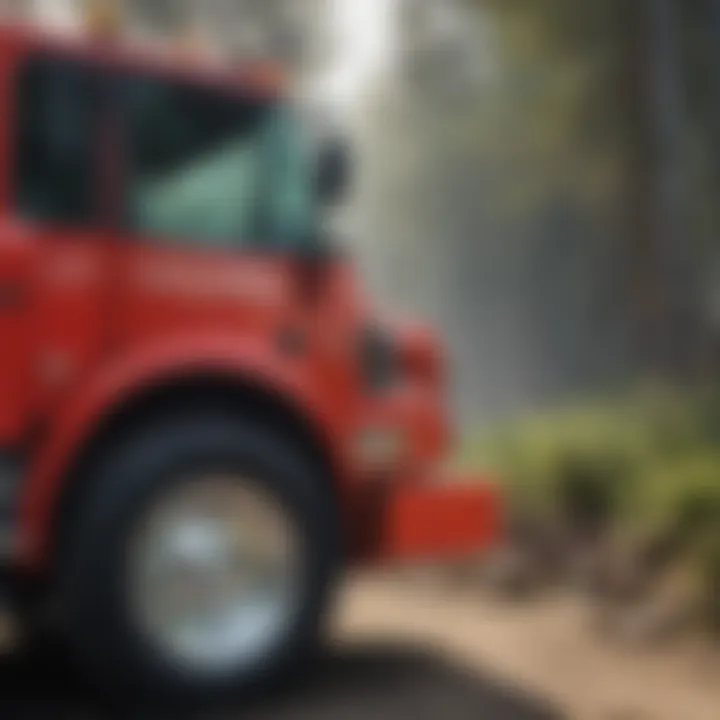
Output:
top-left (18, 333), bottom-right (346, 570)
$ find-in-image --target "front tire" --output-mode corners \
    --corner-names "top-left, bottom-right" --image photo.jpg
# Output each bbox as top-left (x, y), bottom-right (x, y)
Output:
top-left (58, 412), bottom-right (339, 700)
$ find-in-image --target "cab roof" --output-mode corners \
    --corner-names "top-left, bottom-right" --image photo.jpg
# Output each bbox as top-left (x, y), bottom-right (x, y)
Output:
top-left (0, 22), bottom-right (286, 99)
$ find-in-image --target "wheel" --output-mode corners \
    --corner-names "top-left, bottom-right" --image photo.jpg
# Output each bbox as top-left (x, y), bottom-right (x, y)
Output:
top-left (57, 411), bottom-right (340, 700)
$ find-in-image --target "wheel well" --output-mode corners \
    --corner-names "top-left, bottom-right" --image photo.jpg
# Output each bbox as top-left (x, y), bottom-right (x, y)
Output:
top-left (51, 374), bottom-right (341, 575)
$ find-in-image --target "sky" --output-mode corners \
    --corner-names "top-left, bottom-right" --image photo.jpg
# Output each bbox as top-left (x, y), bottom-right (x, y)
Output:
top-left (311, 0), bottom-right (397, 113)
top-left (27, 0), bottom-right (397, 109)
top-left (34, 0), bottom-right (76, 27)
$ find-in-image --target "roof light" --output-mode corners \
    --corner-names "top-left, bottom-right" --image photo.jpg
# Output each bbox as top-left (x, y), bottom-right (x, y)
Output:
top-left (171, 24), bottom-right (213, 61)
top-left (82, 0), bottom-right (123, 39)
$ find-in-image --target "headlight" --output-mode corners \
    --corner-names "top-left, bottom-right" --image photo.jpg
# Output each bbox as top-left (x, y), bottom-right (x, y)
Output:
top-left (359, 324), bottom-right (398, 392)
top-left (353, 426), bottom-right (406, 468)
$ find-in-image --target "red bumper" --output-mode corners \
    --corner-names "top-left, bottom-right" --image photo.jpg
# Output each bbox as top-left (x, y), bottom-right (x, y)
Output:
top-left (354, 473), bottom-right (503, 564)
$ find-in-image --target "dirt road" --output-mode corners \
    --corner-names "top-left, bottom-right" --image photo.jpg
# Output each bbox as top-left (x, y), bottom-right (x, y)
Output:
top-left (338, 573), bottom-right (720, 720)
top-left (0, 572), bottom-right (718, 719)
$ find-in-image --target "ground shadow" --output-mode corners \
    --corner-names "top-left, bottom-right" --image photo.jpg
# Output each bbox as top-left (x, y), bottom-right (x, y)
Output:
top-left (0, 640), bottom-right (563, 720)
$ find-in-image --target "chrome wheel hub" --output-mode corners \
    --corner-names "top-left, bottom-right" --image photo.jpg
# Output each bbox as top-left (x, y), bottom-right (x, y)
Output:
top-left (128, 475), bottom-right (300, 673)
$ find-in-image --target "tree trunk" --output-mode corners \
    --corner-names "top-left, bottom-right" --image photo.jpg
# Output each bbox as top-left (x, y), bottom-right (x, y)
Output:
top-left (625, 0), bottom-right (699, 376)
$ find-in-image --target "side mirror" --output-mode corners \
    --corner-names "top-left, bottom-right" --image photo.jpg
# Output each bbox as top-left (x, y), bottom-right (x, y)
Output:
top-left (317, 138), bottom-right (351, 206)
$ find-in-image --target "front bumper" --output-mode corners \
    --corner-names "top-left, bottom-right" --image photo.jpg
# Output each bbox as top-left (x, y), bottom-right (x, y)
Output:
top-left (352, 471), bottom-right (502, 564)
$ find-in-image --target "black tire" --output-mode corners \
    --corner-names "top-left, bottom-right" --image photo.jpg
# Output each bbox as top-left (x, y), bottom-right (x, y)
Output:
top-left (57, 411), bottom-right (340, 701)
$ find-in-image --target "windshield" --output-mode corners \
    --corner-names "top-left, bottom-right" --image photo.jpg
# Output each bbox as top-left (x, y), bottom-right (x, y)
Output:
top-left (125, 77), bottom-right (320, 251)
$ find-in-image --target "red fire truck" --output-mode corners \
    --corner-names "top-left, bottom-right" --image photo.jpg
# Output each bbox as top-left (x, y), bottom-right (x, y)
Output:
top-left (0, 22), bottom-right (500, 699)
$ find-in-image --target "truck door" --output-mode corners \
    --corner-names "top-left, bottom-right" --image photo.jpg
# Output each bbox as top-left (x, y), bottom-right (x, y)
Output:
top-left (0, 220), bottom-right (33, 445)
top-left (0, 53), bottom-right (110, 442)
top-left (108, 71), bottom-right (299, 353)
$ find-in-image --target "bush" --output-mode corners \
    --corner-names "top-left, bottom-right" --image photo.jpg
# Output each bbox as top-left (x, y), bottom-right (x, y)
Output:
top-left (459, 384), bottom-right (720, 630)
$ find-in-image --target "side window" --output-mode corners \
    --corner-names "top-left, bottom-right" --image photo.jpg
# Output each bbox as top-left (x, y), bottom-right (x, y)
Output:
top-left (14, 57), bottom-right (101, 226)
top-left (123, 76), bottom-right (270, 248)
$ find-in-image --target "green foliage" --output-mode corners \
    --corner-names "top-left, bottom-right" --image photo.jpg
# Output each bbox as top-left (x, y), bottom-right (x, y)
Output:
top-left (460, 385), bottom-right (720, 626)
top-left (463, 385), bottom-right (720, 528)
top-left (460, 392), bottom-right (652, 520)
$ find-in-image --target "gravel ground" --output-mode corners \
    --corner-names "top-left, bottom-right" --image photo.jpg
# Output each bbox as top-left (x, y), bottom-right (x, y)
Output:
top-left (1, 571), bottom-right (717, 719)
top-left (337, 572), bottom-right (720, 720)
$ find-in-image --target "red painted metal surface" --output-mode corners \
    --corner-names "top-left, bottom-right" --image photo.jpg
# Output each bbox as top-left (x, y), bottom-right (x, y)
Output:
top-left (378, 475), bottom-right (502, 562)
top-left (0, 23), bottom-right (502, 572)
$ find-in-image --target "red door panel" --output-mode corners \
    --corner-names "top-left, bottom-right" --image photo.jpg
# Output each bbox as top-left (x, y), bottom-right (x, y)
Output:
top-left (31, 232), bottom-right (109, 412)
top-left (0, 220), bottom-right (110, 442)
top-left (0, 222), bottom-right (34, 443)
top-left (112, 243), bottom-right (296, 345)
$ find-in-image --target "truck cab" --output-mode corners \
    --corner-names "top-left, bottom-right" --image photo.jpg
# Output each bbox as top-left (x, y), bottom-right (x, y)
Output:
top-left (0, 23), bottom-right (500, 700)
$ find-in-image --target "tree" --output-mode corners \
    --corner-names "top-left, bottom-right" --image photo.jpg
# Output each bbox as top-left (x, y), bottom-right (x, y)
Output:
top-left (624, 0), bottom-right (707, 376)
top-left (481, 0), bottom-right (705, 377)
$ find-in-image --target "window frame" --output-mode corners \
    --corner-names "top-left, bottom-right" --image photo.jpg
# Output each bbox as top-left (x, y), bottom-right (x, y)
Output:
top-left (114, 68), bottom-right (278, 253)
top-left (8, 45), bottom-right (319, 256)
top-left (10, 51), bottom-right (112, 233)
